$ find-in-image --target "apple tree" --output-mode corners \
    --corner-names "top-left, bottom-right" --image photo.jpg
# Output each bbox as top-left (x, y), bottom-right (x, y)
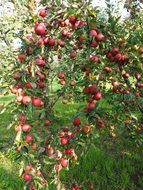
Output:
top-left (2, 0), bottom-right (143, 189)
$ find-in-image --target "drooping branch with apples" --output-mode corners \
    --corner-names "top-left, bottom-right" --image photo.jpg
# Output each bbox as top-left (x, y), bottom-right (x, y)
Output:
top-left (7, 1), bottom-right (143, 189)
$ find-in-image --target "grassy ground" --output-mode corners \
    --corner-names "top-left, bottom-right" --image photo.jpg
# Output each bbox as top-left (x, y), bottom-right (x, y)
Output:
top-left (0, 95), bottom-right (24, 189)
top-left (0, 95), bottom-right (15, 148)
top-left (0, 153), bottom-right (24, 190)
top-left (0, 95), bottom-right (143, 190)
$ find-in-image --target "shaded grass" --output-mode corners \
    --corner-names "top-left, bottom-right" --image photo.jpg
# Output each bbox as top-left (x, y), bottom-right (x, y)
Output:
top-left (0, 95), bottom-right (24, 189)
top-left (0, 153), bottom-right (24, 190)
top-left (61, 145), bottom-right (143, 190)
top-left (54, 101), bottom-right (86, 124)
top-left (0, 111), bottom-right (15, 148)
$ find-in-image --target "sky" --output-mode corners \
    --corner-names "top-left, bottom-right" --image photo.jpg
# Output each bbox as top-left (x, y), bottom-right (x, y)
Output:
top-left (92, 0), bottom-right (106, 7)
top-left (0, 0), bottom-right (131, 19)
top-left (92, 0), bottom-right (130, 19)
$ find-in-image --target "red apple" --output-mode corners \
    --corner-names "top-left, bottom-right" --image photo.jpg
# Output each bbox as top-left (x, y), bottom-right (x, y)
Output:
top-left (89, 85), bottom-right (97, 94)
top-left (63, 126), bottom-right (69, 132)
top-left (82, 124), bottom-right (91, 133)
top-left (61, 158), bottom-right (68, 167)
top-left (55, 164), bottom-right (62, 172)
top-left (65, 148), bottom-right (74, 156)
top-left (90, 40), bottom-right (98, 47)
top-left (18, 113), bottom-right (26, 125)
top-left (48, 38), bottom-right (55, 46)
top-left (64, 19), bottom-right (70, 26)
top-left (22, 96), bottom-right (32, 105)
top-left (26, 34), bottom-right (33, 41)
top-left (38, 74), bottom-right (46, 80)
top-left (37, 38), bottom-right (44, 46)
top-left (111, 47), bottom-right (119, 55)
top-left (123, 73), bottom-right (130, 78)
top-left (96, 33), bottom-right (105, 42)
top-left (15, 126), bottom-right (21, 133)
top-left (96, 118), bottom-right (105, 129)
top-left (13, 71), bottom-right (21, 80)
top-left (135, 72), bottom-right (141, 80)
top-left (32, 98), bottom-right (44, 107)
top-left (23, 173), bottom-right (32, 182)
top-left (58, 72), bottom-right (65, 79)
top-left (61, 29), bottom-right (69, 37)
top-left (44, 120), bottom-right (50, 126)
top-left (31, 143), bottom-right (37, 150)
top-left (106, 52), bottom-right (113, 59)
top-left (18, 53), bottom-right (26, 62)
top-left (76, 127), bottom-right (82, 132)
top-left (59, 79), bottom-right (66, 85)
top-left (60, 137), bottom-right (68, 145)
top-left (70, 51), bottom-right (76, 59)
top-left (34, 23), bottom-right (46, 36)
top-left (22, 124), bottom-right (31, 133)
top-left (78, 35), bottom-right (85, 43)
top-left (93, 92), bottom-right (102, 100)
top-left (88, 101), bottom-right (95, 110)
top-left (83, 86), bottom-right (90, 94)
top-left (16, 95), bottom-right (23, 103)
top-left (59, 131), bottom-right (65, 138)
top-left (35, 58), bottom-right (46, 66)
top-left (58, 19), bottom-right (65, 27)
top-left (26, 81), bottom-right (32, 89)
top-left (39, 8), bottom-right (47, 17)
top-left (67, 132), bottom-right (75, 139)
top-left (70, 80), bottom-right (75, 86)
top-left (73, 117), bottom-right (81, 126)
top-left (25, 134), bottom-right (33, 143)
top-left (10, 86), bottom-right (18, 94)
top-left (89, 55), bottom-right (100, 63)
top-left (58, 54), bottom-right (62, 59)
top-left (75, 20), bottom-right (85, 28)
top-left (134, 92), bottom-right (140, 97)
top-left (26, 47), bottom-right (33, 55)
top-left (121, 55), bottom-right (129, 63)
top-left (16, 83), bottom-right (23, 90)
top-left (104, 66), bottom-right (112, 73)
top-left (139, 47), bottom-right (143, 54)
top-left (71, 184), bottom-right (80, 190)
top-left (112, 81), bottom-right (119, 87)
top-left (37, 81), bottom-right (45, 88)
top-left (47, 147), bottom-right (54, 156)
top-left (69, 16), bottom-right (77, 25)
top-left (57, 39), bottom-right (65, 47)
top-left (43, 37), bottom-right (49, 45)
top-left (89, 29), bottom-right (97, 37)
top-left (114, 53), bottom-right (122, 62)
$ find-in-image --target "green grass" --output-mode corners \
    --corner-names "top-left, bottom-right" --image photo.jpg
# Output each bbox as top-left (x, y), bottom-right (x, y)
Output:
top-left (61, 145), bottom-right (143, 190)
top-left (0, 95), bottom-right (143, 190)
top-left (0, 112), bottom-right (15, 148)
top-left (0, 95), bottom-right (24, 190)
top-left (54, 101), bottom-right (86, 124)
top-left (0, 95), bottom-right (16, 149)
top-left (0, 153), bottom-right (24, 190)
top-left (0, 95), bottom-right (15, 103)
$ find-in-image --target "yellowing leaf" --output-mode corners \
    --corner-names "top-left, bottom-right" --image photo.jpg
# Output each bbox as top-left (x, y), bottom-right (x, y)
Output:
top-left (89, 73), bottom-right (95, 81)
